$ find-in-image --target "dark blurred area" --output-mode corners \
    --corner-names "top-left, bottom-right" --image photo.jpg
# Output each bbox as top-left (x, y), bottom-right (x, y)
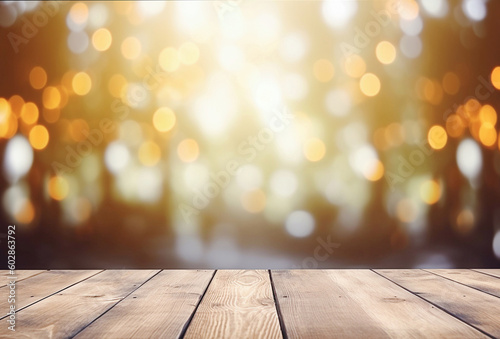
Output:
top-left (0, 0), bottom-right (500, 269)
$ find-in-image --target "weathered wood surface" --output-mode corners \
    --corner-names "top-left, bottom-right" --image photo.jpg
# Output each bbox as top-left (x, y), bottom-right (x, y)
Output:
top-left (185, 270), bottom-right (282, 339)
top-left (272, 269), bottom-right (487, 338)
top-left (0, 269), bottom-right (498, 338)
top-left (0, 270), bottom-right (101, 318)
top-left (76, 270), bottom-right (214, 338)
top-left (0, 270), bottom-right (158, 338)
top-left (376, 269), bottom-right (500, 338)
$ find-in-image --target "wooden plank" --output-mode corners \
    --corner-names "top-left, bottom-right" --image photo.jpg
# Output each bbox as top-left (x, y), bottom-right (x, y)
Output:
top-left (75, 270), bottom-right (214, 338)
top-left (184, 270), bottom-right (282, 339)
top-left (0, 270), bottom-right (102, 318)
top-left (473, 269), bottom-right (500, 279)
top-left (0, 270), bottom-right (158, 338)
top-left (376, 269), bottom-right (500, 338)
top-left (426, 269), bottom-right (500, 298)
top-left (272, 270), bottom-right (487, 338)
top-left (0, 270), bottom-right (46, 287)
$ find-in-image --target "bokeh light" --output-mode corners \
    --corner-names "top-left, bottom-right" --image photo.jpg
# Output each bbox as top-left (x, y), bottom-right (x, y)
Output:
top-left (42, 86), bottom-right (61, 109)
top-left (72, 72), bottom-right (92, 96)
top-left (121, 36), bottom-right (142, 60)
top-left (29, 125), bottom-right (49, 150)
top-left (428, 125), bottom-right (447, 150)
top-left (313, 59), bottom-right (335, 83)
top-left (153, 107), bottom-right (176, 133)
top-left (177, 138), bottom-right (199, 163)
top-left (303, 138), bottom-right (326, 162)
top-left (48, 176), bottom-right (69, 201)
top-left (360, 73), bottom-right (381, 97)
top-left (29, 67), bottom-right (48, 90)
top-left (376, 41), bottom-right (397, 65)
top-left (92, 27), bottom-right (112, 51)
top-left (1, 0), bottom-right (500, 269)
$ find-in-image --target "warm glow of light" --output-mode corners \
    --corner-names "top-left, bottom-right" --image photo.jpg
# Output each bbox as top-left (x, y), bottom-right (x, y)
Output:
top-left (121, 36), bottom-right (142, 60)
top-left (363, 159), bottom-right (384, 181)
top-left (491, 66), bottom-right (500, 90)
top-left (421, 79), bottom-right (443, 105)
top-left (479, 104), bottom-right (497, 125)
top-left (420, 180), bottom-right (441, 204)
top-left (177, 138), bottom-right (199, 163)
top-left (344, 55), bottom-right (366, 78)
top-left (153, 107), bottom-right (176, 132)
top-left (464, 98), bottom-right (481, 117)
top-left (455, 209), bottom-right (475, 235)
top-left (479, 122), bottom-right (497, 147)
top-left (0, 98), bottom-right (9, 116)
top-left (428, 125), bottom-right (447, 150)
top-left (8, 95), bottom-right (24, 117)
top-left (29, 66), bottom-right (47, 90)
top-left (57, 86), bottom-right (69, 109)
top-left (15, 199), bottom-right (35, 224)
top-left (42, 86), bottom-right (61, 109)
top-left (376, 41), bottom-right (396, 65)
top-left (20, 102), bottom-right (39, 125)
top-left (469, 120), bottom-right (481, 141)
top-left (61, 70), bottom-right (77, 93)
top-left (442, 72), bottom-right (460, 95)
top-left (241, 189), bottom-right (266, 213)
top-left (72, 72), bottom-right (92, 96)
top-left (138, 140), bottom-right (161, 166)
top-left (313, 59), bottom-right (335, 82)
top-left (396, 198), bottom-right (418, 223)
top-left (178, 42), bottom-right (200, 65)
top-left (48, 176), bottom-right (69, 201)
top-left (29, 125), bottom-right (49, 150)
top-left (446, 114), bottom-right (465, 138)
top-left (108, 74), bottom-right (127, 98)
top-left (0, 101), bottom-right (18, 139)
top-left (399, 0), bottom-right (420, 20)
top-left (92, 28), bottom-right (112, 51)
top-left (72, 197), bottom-right (92, 223)
top-left (360, 73), bottom-right (381, 97)
top-left (303, 138), bottom-right (326, 162)
top-left (159, 47), bottom-right (180, 72)
top-left (69, 2), bottom-right (89, 24)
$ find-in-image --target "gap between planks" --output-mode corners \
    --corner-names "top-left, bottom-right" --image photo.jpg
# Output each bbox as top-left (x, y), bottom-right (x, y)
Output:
top-left (372, 269), bottom-right (497, 339)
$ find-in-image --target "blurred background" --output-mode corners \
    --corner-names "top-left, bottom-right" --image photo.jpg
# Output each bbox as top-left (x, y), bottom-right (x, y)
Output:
top-left (1, 0), bottom-right (500, 269)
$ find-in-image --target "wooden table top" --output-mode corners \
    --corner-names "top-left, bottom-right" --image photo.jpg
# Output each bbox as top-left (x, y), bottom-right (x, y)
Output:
top-left (1, 269), bottom-right (499, 338)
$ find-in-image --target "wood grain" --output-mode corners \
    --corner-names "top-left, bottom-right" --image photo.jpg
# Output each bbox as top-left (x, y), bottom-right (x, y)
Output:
top-left (0, 270), bottom-right (101, 319)
top-left (426, 269), bottom-right (500, 298)
top-left (0, 270), bottom-right (158, 338)
top-left (75, 270), bottom-right (214, 338)
top-left (272, 269), bottom-right (487, 338)
top-left (184, 270), bottom-right (282, 339)
top-left (376, 269), bottom-right (500, 338)
top-left (472, 269), bottom-right (500, 279)
top-left (0, 270), bottom-right (46, 288)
